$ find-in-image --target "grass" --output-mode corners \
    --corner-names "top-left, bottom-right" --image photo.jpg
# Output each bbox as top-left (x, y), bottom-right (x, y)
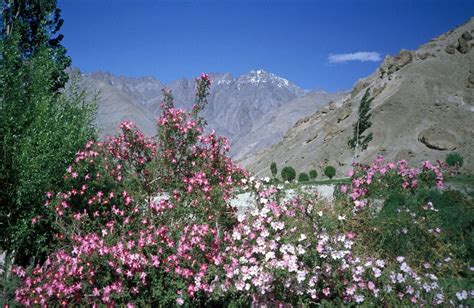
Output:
top-left (446, 174), bottom-right (474, 185)
top-left (444, 174), bottom-right (474, 199)
top-left (283, 177), bottom-right (350, 189)
top-left (299, 177), bottom-right (351, 185)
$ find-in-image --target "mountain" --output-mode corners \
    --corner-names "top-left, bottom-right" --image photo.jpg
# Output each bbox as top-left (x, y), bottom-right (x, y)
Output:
top-left (201, 70), bottom-right (306, 142)
top-left (231, 90), bottom-right (347, 160)
top-left (79, 69), bottom-right (344, 158)
top-left (79, 72), bottom-right (158, 137)
top-left (242, 18), bottom-right (474, 176)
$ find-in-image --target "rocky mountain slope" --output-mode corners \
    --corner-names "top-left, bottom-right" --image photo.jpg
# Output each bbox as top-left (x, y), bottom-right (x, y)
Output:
top-left (232, 90), bottom-right (346, 160)
top-left (79, 69), bottom-right (344, 158)
top-left (243, 17), bottom-right (474, 177)
top-left (79, 73), bottom-right (158, 137)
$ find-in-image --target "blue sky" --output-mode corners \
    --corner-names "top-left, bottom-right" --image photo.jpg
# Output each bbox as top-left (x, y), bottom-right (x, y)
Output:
top-left (58, 0), bottom-right (474, 92)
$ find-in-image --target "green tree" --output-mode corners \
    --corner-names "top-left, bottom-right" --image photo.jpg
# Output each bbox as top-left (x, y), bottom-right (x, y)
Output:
top-left (348, 88), bottom-right (373, 152)
top-left (324, 166), bottom-right (336, 179)
top-left (309, 169), bottom-right (317, 179)
top-left (0, 13), bottom-right (96, 266)
top-left (1, 0), bottom-right (71, 91)
top-left (298, 172), bottom-right (309, 182)
top-left (281, 166), bottom-right (296, 182)
top-left (270, 162), bottom-right (278, 177)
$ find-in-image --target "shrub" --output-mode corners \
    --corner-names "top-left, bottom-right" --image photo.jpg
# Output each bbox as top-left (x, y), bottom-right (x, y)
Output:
top-left (270, 162), bottom-right (278, 177)
top-left (309, 169), bottom-right (317, 179)
top-left (12, 75), bottom-right (247, 306)
top-left (324, 166), bottom-right (336, 179)
top-left (281, 166), bottom-right (296, 182)
top-left (340, 158), bottom-right (472, 289)
top-left (220, 182), bottom-right (448, 306)
top-left (343, 157), bottom-right (446, 210)
top-left (298, 172), bottom-right (309, 182)
top-left (335, 157), bottom-right (471, 305)
top-left (446, 152), bottom-right (464, 168)
top-left (355, 192), bottom-right (449, 268)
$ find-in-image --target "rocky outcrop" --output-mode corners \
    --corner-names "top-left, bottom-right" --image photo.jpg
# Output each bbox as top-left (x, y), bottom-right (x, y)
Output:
top-left (461, 31), bottom-right (473, 41)
top-left (457, 37), bottom-right (470, 54)
top-left (467, 71), bottom-right (474, 88)
top-left (372, 84), bottom-right (386, 97)
top-left (418, 129), bottom-right (457, 151)
top-left (337, 108), bottom-right (351, 123)
top-left (323, 124), bottom-right (340, 141)
top-left (305, 133), bottom-right (318, 144)
top-left (395, 50), bottom-right (414, 67)
top-left (380, 50), bottom-right (413, 77)
top-left (351, 80), bottom-right (370, 98)
top-left (446, 44), bottom-right (456, 54)
top-left (417, 52), bottom-right (434, 60)
top-left (445, 30), bottom-right (472, 54)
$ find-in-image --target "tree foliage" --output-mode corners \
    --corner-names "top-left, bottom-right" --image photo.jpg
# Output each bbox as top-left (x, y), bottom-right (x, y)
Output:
top-left (348, 88), bottom-right (373, 151)
top-left (270, 162), bottom-right (277, 177)
top-left (324, 166), bottom-right (336, 179)
top-left (281, 166), bottom-right (296, 182)
top-left (298, 172), bottom-right (309, 182)
top-left (309, 169), bottom-right (317, 179)
top-left (0, 8), bottom-right (96, 265)
top-left (1, 0), bottom-right (71, 91)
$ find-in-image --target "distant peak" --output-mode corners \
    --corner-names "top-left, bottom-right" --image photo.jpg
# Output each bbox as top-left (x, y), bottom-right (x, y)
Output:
top-left (239, 69), bottom-right (293, 88)
top-left (213, 72), bottom-right (234, 85)
top-left (249, 69), bottom-right (269, 75)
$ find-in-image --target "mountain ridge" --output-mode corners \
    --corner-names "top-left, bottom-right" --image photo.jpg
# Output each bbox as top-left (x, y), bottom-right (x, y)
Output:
top-left (78, 69), bottom-right (344, 159)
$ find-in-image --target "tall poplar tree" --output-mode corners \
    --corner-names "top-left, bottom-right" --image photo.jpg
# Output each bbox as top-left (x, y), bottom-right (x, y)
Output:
top-left (348, 88), bottom-right (373, 153)
top-left (1, 0), bottom-right (96, 266)
top-left (1, 0), bottom-right (71, 91)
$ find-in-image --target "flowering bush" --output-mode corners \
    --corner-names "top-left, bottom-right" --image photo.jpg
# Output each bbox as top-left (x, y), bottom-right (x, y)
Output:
top-left (339, 156), bottom-right (446, 211)
top-left (335, 156), bottom-right (473, 306)
top-left (218, 180), bottom-right (449, 306)
top-left (12, 77), bottom-right (473, 307)
top-left (13, 75), bottom-right (246, 306)
top-left (336, 158), bottom-right (454, 264)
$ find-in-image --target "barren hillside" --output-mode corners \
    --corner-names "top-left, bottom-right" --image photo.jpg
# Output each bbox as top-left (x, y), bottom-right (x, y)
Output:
top-left (243, 18), bottom-right (474, 177)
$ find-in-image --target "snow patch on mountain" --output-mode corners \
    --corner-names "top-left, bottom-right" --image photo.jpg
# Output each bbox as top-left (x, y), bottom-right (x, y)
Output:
top-left (239, 69), bottom-right (291, 88)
